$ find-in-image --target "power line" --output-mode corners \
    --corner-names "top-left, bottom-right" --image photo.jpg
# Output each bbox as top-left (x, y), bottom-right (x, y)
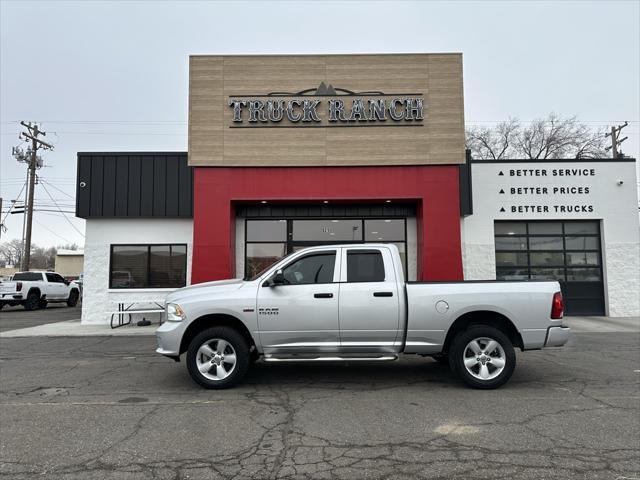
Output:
top-left (39, 180), bottom-right (74, 200)
top-left (0, 181), bottom-right (27, 237)
top-left (39, 182), bottom-right (85, 238)
top-left (34, 218), bottom-right (75, 245)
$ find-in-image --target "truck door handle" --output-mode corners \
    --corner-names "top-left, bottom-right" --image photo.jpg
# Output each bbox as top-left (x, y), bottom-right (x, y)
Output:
top-left (314, 293), bottom-right (333, 298)
top-left (373, 292), bottom-right (393, 297)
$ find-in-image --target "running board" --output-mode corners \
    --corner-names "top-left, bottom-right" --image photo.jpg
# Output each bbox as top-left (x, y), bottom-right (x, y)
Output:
top-left (263, 354), bottom-right (398, 363)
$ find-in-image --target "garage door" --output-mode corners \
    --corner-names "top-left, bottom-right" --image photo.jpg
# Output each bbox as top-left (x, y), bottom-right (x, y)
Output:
top-left (494, 221), bottom-right (604, 316)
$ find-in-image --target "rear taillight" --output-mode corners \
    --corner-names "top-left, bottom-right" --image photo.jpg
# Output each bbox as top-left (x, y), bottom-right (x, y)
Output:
top-left (16, 282), bottom-right (23, 292)
top-left (551, 291), bottom-right (564, 319)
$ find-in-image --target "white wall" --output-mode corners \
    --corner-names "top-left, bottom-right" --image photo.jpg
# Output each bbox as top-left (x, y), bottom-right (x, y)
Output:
top-left (462, 160), bottom-right (640, 317)
top-left (81, 218), bottom-right (193, 325)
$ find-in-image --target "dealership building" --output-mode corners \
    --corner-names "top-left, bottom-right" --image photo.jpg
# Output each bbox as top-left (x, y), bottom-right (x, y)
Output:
top-left (75, 53), bottom-right (640, 324)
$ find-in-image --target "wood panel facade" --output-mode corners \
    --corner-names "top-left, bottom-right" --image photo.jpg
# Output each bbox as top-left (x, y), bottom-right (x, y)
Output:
top-left (188, 54), bottom-right (465, 167)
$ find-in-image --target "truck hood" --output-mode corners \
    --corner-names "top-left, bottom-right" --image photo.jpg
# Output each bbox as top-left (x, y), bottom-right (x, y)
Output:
top-left (166, 278), bottom-right (246, 303)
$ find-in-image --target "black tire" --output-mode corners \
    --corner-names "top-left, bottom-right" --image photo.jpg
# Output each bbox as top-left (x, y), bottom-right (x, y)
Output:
top-left (186, 326), bottom-right (250, 389)
top-left (23, 291), bottom-right (40, 311)
top-left (66, 290), bottom-right (79, 307)
top-left (38, 299), bottom-right (48, 309)
top-left (449, 325), bottom-right (516, 389)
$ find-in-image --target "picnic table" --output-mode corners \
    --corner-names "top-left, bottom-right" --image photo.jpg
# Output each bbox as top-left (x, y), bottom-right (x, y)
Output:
top-left (110, 301), bottom-right (165, 329)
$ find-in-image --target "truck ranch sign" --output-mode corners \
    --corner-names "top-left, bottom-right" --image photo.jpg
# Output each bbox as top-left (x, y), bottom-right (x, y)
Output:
top-left (228, 87), bottom-right (424, 128)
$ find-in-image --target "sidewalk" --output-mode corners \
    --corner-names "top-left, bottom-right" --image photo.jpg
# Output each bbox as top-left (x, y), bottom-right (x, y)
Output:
top-left (0, 319), bottom-right (157, 337)
top-left (562, 316), bottom-right (639, 333)
top-left (0, 315), bottom-right (637, 338)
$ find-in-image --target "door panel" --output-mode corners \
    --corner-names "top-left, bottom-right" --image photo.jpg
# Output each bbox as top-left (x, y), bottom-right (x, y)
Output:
top-left (256, 250), bottom-right (341, 354)
top-left (45, 273), bottom-right (64, 299)
top-left (257, 283), bottom-right (340, 353)
top-left (338, 248), bottom-right (401, 352)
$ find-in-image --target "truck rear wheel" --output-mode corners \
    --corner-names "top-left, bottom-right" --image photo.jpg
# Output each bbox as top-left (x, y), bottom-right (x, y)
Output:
top-left (23, 292), bottom-right (40, 311)
top-left (449, 325), bottom-right (515, 389)
top-left (186, 326), bottom-right (250, 389)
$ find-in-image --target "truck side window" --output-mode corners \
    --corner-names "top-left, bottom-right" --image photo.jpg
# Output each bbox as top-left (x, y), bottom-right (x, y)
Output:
top-left (281, 252), bottom-right (336, 285)
top-left (347, 250), bottom-right (385, 283)
top-left (45, 273), bottom-right (57, 282)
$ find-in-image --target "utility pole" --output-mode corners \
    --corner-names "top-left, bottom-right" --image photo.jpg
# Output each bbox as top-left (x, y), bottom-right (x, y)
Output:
top-left (605, 121), bottom-right (629, 158)
top-left (13, 122), bottom-right (53, 271)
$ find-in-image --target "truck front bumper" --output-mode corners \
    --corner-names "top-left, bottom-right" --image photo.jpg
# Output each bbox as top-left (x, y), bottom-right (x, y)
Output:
top-left (155, 320), bottom-right (187, 359)
top-left (545, 326), bottom-right (571, 347)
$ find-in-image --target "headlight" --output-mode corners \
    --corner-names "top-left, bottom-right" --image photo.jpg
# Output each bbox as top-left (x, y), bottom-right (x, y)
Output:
top-left (166, 303), bottom-right (186, 322)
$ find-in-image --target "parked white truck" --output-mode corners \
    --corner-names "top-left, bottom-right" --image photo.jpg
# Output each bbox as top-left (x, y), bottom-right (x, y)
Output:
top-left (156, 244), bottom-right (570, 389)
top-left (0, 271), bottom-right (80, 310)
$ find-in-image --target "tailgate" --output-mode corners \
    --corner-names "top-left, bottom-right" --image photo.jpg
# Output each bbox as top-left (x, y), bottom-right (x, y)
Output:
top-left (0, 281), bottom-right (18, 294)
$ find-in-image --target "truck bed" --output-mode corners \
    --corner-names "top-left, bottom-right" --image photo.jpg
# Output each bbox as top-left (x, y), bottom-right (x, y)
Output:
top-left (403, 280), bottom-right (561, 354)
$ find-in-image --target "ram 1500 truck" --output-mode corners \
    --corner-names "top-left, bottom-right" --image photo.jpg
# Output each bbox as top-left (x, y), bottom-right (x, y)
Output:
top-left (0, 271), bottom-right (80, 310)
top-left (156, 244), bottom-right (570, 389)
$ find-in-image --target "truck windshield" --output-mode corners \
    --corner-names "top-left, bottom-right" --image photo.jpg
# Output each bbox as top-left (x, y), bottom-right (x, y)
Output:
top-left (12, 272), bottom-right (43, 281)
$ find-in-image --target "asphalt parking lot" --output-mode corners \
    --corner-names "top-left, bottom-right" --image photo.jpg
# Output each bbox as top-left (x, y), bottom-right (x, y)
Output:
top-left (0, 317), bottom-right (638, 479)
top-left (0, 303), bottom-right (82, 332)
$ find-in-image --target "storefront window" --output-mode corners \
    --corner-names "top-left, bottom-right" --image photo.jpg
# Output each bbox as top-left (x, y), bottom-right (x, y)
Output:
top-left (292, 219), bottom-right (362, 241)
top-left (110, 244), bottom-right (186, 289)
top-left (364, 219), bottom-right (405, 241)
top-left (247, 220), bottom-right (287, 241)
top-left (245, 243), bottom-right (286, 280)
top-left (244, 218), bottom-right (408, 279)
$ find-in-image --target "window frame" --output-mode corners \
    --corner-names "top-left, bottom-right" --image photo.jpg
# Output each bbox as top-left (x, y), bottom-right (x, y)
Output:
top-left (272, 250), bottom-right (339, 286)
top-left (345, 249), bottom-right (387, 283)
top-left (244, 217), bottom-right (407, 279)
top-left (109, 243), bottom-right (188, 289)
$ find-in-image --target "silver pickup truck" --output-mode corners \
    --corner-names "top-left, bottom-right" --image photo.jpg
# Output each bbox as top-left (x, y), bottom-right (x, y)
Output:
top-left (156, 244), bottom-right (569, 389)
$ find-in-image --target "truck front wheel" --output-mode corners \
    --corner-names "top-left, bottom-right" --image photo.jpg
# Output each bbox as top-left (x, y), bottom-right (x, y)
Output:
top-left (449, 325), bottom-right (516, 389)
top-left (186, 326), bottom-right (250, 389)
top-left (67, 290), bottom-right (79, 307)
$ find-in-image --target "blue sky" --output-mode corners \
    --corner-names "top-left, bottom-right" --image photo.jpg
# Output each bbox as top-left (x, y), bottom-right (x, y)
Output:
top-left (1, 0), bottom-right (639, 247)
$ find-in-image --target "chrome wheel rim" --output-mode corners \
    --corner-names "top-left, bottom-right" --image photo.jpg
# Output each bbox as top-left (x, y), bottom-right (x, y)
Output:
top-left (463, 337), bottom-right (506, 381)
top-left (196, 339), bottom-right (237, 381)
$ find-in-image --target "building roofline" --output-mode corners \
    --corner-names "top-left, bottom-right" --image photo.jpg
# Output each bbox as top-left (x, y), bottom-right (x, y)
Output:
top-left (470, 157), bottom-right (636, 164)
top-left (78, 152), bottom-right (187, 156)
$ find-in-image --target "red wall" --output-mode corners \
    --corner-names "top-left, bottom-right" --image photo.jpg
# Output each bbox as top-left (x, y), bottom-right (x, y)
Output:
top-left (192, 165), bottom-right (463, 283)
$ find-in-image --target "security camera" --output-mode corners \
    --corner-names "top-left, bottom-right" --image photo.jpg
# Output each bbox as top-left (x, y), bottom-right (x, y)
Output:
top-left (617, 180), bottom-right (624, 186)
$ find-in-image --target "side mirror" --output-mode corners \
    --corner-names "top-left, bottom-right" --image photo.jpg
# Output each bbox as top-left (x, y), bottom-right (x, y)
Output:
top-left (271, 269), bottom-right (285, 286)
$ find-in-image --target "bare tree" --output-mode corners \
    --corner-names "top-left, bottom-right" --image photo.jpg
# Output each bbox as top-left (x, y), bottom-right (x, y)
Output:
top-left (466, 118), bottom-right (520, 159)
top-left (30, 246), bottom-right (56, 270)
top-left (0, 239), bottom-right (24, 267)
top-left (0, 242), bottom-right (60, 269)
top-left (466, 113), bottom-right (608, 160)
